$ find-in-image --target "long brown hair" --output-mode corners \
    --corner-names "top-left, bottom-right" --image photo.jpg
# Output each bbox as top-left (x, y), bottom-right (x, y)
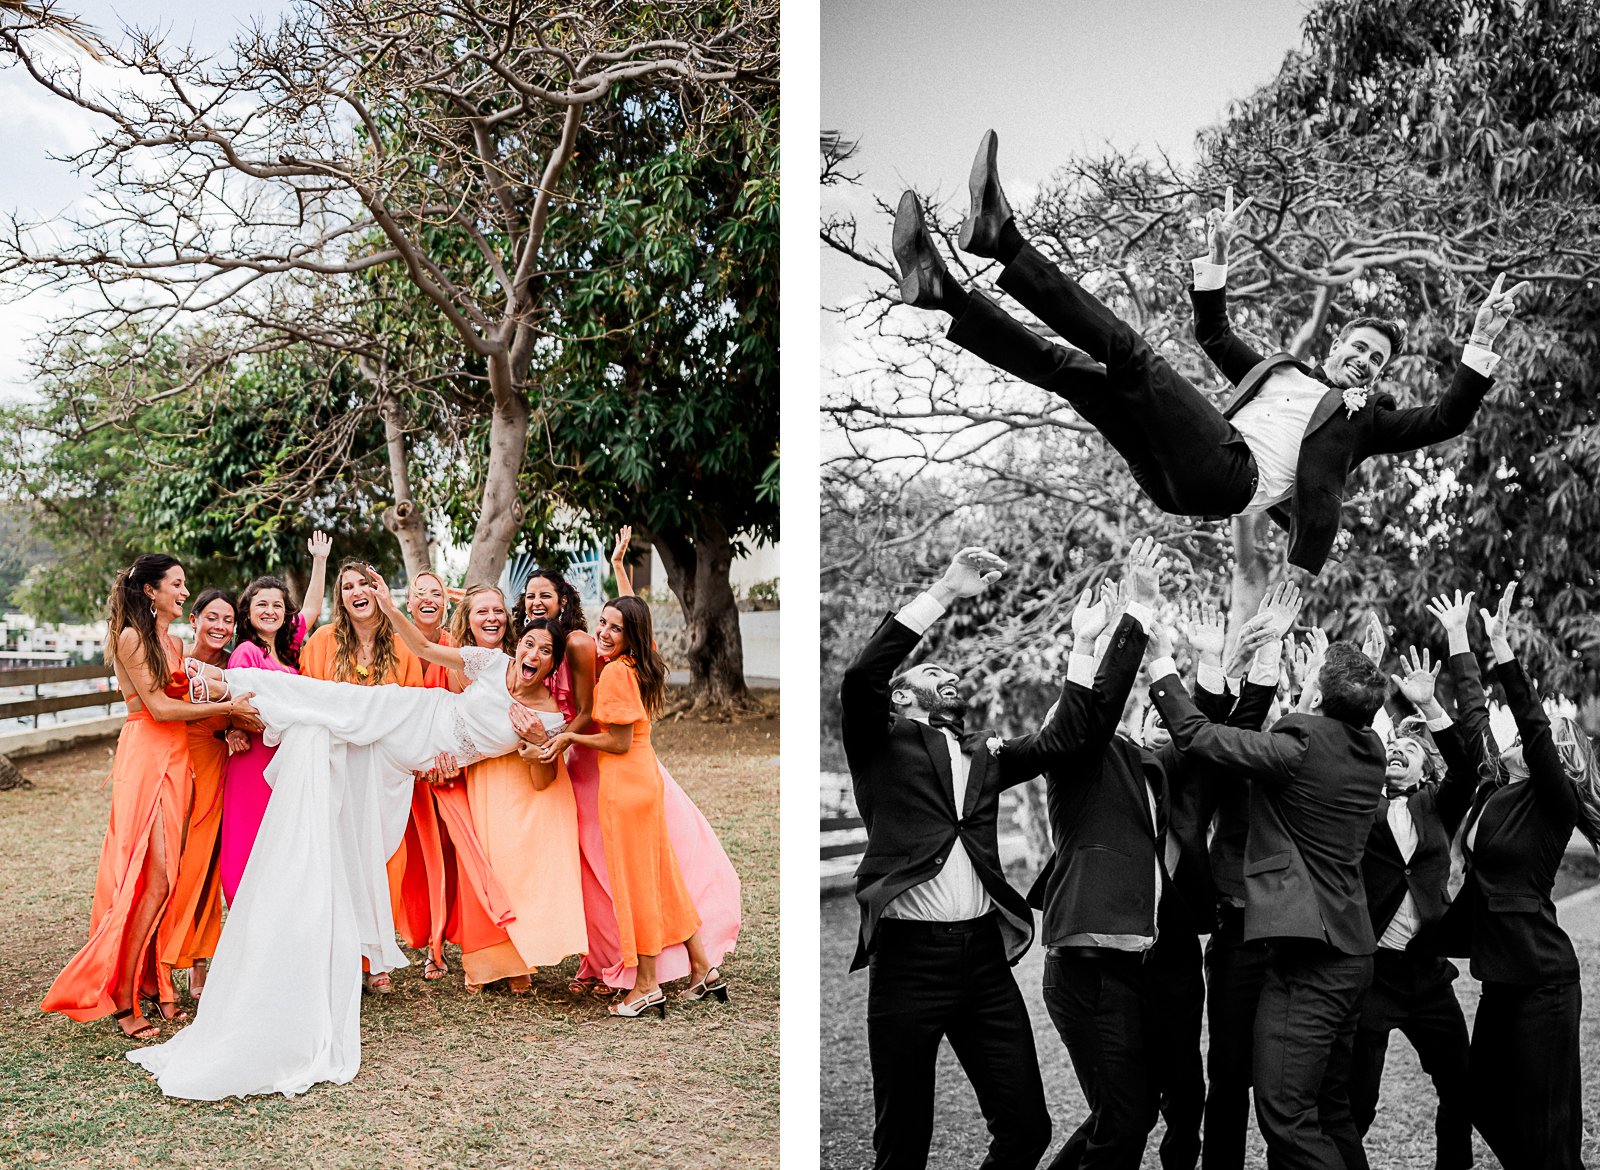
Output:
top-left (448, 583), bottom-right (516, 653)
top-left (1555, 715), bottom-right (1600, 854)
top-left (330, 560), bottom-right (399, 684)
top-left (237, 575), bottom-right (301, 670)
top-left (106, 554), bottom-right (181, 680)
top-left (604, 596), bottom-right (666, 717)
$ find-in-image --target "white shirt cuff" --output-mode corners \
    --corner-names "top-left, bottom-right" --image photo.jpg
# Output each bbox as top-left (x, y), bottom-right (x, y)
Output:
top-left (1372, 707), bottom-right (1394, 742)
top-left (1247, 640), bottom-right (1283, 688)
top-left (1460, 343), bottom-right (1501, 378)
top-left (894, 591), bottom-right (946, 636)
top-left (1191, 258), bottom-right (1227, 291)
top-left (1197, 663), bottom-right (1226, 695)
top-left (1123, 600), bottom-right (1154, 631)
top-left (1067, 652), bottom-right (1095, 689)
top-left (1425, 712), bottom-right (1455, 732)
top-left (1147, 655), bottom-right (1179, 682)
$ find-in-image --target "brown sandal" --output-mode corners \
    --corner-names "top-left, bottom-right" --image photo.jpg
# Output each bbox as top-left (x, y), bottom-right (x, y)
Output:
top-left (111, 1008), bottom-right (160, 1041)
top-left (422, 956), bottom-right (449, 982)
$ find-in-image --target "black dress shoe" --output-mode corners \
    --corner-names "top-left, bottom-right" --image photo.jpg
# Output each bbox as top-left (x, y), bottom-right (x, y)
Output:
top-left (892, 190), bottom-right (952, 310)
top-left (958, 128), bottom-right (1014, 258)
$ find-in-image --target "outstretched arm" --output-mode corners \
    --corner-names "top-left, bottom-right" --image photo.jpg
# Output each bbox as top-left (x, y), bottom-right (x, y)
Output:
top-left (1191, 186), bottom-right (1268, 386)
top-left (367, 566), bottom-right (466, 672)
top-left (610, 525), bottom-right (634, 597)
top-left (298, 531), bottom-right (332, 630)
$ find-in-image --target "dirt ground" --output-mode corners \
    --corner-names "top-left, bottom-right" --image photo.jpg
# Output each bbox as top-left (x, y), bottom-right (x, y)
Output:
top-left (0, 706), bottom-right (778, 1170)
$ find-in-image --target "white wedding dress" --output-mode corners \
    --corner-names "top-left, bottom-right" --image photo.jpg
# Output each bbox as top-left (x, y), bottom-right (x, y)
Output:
top-left (128, 647), bottom-right (522, 1100)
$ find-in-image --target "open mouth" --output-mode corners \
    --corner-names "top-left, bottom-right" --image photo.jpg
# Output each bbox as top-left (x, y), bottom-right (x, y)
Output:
top-left (481, 621), bottom-right (503, 638)
top-left (349, 596), bottom-right (372, 614)
top-left (937, 684), bottom-right (958, 701)
top-left (417, 604), bottom-right (441, 619)
top-left (519, 660), bottom-right (538, 682)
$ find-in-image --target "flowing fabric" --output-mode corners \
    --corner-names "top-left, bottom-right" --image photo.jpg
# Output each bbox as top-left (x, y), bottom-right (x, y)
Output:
top-left (42, 711), bottom-right (191, 1019)
top-left (458, 709), bottom-right (588, 985)
top-left (127, 649), bottom-right (522, 1099)
top-left (164, 712), bottom-right (229, 972)
top-left (552, 654), bottom-right (741, 989)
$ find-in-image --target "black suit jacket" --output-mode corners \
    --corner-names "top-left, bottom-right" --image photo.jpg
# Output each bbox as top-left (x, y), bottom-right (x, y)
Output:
top-left (1152, 674), bottom-right (1385, 954)
top-left (1201, 680), bottom-right (1279, 906)
top-left (1440, 656), bottom-right (1581, 984)
top-left (840, 609), bottom-right (1079, 971)
top-left (1190, 285), bottom-right (1495, 573)
top-left (1362, 776), bottom-right (1473, 949)
top-left (1026, 616), bottom-right (1168, 943)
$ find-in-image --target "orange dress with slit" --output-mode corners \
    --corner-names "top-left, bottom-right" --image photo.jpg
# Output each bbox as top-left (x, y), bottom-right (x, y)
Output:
top-left (42, 687), bottom-right (192, 1020)
top-left (162, 711), bottom-right (229, 975)
top-left (594, 659), bottom-right (700, 966)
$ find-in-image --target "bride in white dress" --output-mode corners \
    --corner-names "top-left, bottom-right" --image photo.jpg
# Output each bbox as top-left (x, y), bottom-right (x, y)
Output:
top-left (129, 567), bottom-right (568, 1100)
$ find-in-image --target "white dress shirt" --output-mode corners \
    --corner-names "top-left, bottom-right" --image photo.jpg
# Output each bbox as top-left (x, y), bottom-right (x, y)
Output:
top-left (1377, 792), bottom-right (1422, 950)
top-left (1190, 258), bottom-right (1502, 513)
top-left (881, 591), bottom-right (993, 923)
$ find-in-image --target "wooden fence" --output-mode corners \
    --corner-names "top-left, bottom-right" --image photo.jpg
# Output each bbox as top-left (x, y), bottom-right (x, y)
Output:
top-left (0, 663), bottom-right (121, 726)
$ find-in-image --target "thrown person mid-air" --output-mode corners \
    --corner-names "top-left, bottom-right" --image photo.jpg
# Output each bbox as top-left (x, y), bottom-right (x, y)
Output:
top-left (893, 130), bottom-right (1529, 574)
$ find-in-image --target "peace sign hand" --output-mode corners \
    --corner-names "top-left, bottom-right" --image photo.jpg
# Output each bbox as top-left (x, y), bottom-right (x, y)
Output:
top-left (1470, 273), bottom-right (1532, 349)
top-left (1206, 185), bottom-right (1254, 264)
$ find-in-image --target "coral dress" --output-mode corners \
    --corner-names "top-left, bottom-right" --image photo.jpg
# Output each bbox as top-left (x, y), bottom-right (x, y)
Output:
top-left (163, 709), bottom-right (229, 973)
top-left (42, 638), bottom-right (192, 1020)
top-left (593, 659), bottom-right (700, 966)
top-left (458, 707), bottom-right (588, 984)
top-left (219, 616), bottom-right (306, 904)
top-left (555, 650), bottom-right (741, 989)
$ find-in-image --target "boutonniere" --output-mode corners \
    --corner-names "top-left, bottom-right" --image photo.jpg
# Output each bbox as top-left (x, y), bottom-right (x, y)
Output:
top-left (985, 736), bottom-right (1003, 758)
top-left (1341, 386), bottom-right (1370, 417)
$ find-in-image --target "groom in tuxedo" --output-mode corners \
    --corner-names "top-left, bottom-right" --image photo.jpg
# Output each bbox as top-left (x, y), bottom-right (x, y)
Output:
top-left (841, 546), bottom-right (1083, 1170)
top-left (892, 131), bottom-right (1529, 573)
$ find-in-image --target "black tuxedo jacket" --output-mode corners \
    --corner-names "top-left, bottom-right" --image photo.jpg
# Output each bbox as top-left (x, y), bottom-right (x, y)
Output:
top-left (1152, 674), bottom-right (1385, 954)
top-left (1190, 286), bottom-right (1495, 573)
top-left (1437, 654), bottom-right (1581, 984)
top-left (1160, 677), bottom-right (1277, 932)
top-left (1362, 775), bottom-right (1473, 948)
top-left (1025, 616), bottom-right (1168, 943)
top-left (840, 609), bottom-right (1080, 971)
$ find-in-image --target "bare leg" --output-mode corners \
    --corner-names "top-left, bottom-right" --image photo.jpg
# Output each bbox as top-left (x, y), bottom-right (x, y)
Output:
top-left (629, 953), bottom-right (660, 1002)
top-left (112, 806), bottom-right (172, 1034)
top-left (685, 930), bottom-right (712, 985)
top-left (190, 957), bottom-right (206, 997)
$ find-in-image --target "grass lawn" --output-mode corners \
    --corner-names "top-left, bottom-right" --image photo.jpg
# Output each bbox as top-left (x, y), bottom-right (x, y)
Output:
top-left (821, 880), bottom-right (1600, 1170)
top-left (1, 708), bottom-right (778, 1169)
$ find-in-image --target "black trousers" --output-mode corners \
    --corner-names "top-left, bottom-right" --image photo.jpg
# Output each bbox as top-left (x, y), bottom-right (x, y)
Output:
top-left (1347, 949), bottom-right (1472, 1170)
top-left (1253, 940), bottom-right (1373, 1170)
top-left (1470, 978), bottom-right (1583, 1170)
top-left (945, 243), bottom-right (1257, 518)
top-left (1146, 931), bottom-right (1205, 1170)
top-left (1201, 905), bottom-right (1271, 1170)
top-left (868, 914), bottom-right (1051, 1170)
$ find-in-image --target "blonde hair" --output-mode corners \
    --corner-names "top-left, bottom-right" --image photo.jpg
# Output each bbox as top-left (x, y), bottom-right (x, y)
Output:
top-left (448, 584), bottom-right (515, 653)
top-left (330, 560), bottom-right (399, 684)
top-left (1555, 715), bottom-right (1600, 854)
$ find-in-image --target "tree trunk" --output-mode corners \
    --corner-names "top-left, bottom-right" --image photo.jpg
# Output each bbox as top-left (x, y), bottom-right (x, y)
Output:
top-left (1229, 512), bottom-right (1273, 638)
top-left (645, 515), bottom-right (763, 720)
top-left (375, 386), bottom-right (432, 579)
top-left (462, 352), bottom-right (530, 589)
top-left (0, 753), bottom-right (31, 791)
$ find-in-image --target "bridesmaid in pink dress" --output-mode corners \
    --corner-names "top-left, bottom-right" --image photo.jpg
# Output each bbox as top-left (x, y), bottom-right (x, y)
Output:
top-left (523, 536), bottom-right (741, 994)
top-left (217, 534), bottom-right (331, 902)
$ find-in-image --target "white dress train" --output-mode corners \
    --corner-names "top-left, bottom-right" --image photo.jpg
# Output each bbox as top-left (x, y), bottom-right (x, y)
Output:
top-left (127, 648), bottom-right (520, 1100)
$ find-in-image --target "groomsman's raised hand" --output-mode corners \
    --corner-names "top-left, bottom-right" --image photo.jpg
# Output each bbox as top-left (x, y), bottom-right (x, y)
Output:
top-left (930, 547), bottom-right (1007, 607)
top-left (1224, 611), bottom-right (1280, 679)
top-left (1390, 646), bottom-right (1443, 709)
top-left (1124, 536), bottom-right (1166, 606)
top-left (1479, 580), bottom-right (1518, 664)
top-left (1071, 587), bottom-right (1110, 650)
top-left (1360, 613), bottom-right (1388, 668)
top-left (1257, 580), bottom-right (1304, 639)
top-left (1424, 589), bottom-right (1476, 656)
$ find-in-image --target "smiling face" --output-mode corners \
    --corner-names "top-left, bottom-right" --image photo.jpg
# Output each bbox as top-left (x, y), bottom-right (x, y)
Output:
top-left (1142, 706), bottom-right (1171, 750)
top-left (1385, 736), bottom-right (1427, 787)
top-left (523, 576), bottom-right (562, 624)
top-left (338, 567), bottom-right (377, 624)
top-left (890, 662), bottom-right (965, 719)
top-left (467, 591), bottom-right (508, 649)
top-left (595, 605), bottom-right (628, 659)
top-left (144, 565), bottom-right (189, 622)
top-left (513, 627), bottom-right (557, 687)
top-left (1322, 325), bottom-right (1393, 390)
top-left (192, 597), bottom-right (235, 656)
top-left (247, 587), bottom-right (288, 639)
top-left (408, 574), bottom-right (447, 633)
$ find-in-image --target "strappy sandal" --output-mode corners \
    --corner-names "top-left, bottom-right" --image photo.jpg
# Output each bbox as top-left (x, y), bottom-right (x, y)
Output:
top-left (363, 971), bottom-right (394, 995)
top-left (678, 967), bottom-right (730, 1004)
top-left (422, 956), bottom-right (449, 982)
top-left (608, 988), bottom-right (667, 1019)
top-left (111, 1008), bottom-right (160, 1041)
top-left (507, 974), bottom-right (532, 996)
top-left (144, 998), bottom-right (190, 1023)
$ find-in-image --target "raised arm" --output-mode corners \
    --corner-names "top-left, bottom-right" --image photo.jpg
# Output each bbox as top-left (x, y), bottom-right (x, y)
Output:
top-left (1191, 186), bottom-right (1268, 386)
top-left (114, 629), bottom-right (259, 727)
top-left (298, 531), bottom-right (332, 630)
top-left (367, 566), bottom-right (466, 672)
top-left (610, 525), bottom-right (635, 597)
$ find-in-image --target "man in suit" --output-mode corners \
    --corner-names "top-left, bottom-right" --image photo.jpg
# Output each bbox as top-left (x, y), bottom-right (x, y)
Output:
top-left (1148, 638), bottom-right (1389, 1170)
top-left (1347, 646), bottom-right (1475, 1170)
top-left (840, 546), bottom-right (1072, 1170)
top-left (891, 130), bottom-right (1528, 572)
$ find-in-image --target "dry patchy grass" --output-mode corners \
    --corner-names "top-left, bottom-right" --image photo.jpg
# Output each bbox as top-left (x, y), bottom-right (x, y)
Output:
top-left (1, 709), bottom-right (778, 1169)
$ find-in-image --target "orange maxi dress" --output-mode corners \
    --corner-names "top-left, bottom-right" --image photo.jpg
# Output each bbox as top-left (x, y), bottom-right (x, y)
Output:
top-left (161, 711), bottom-right (229, 980)
top-left (594, 659), bottom-right (700, 967)
top-left (42, 683), bottom-right (193, 1020)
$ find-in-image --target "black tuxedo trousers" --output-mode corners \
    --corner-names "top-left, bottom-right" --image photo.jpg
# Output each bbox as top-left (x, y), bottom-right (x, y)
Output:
top-left (945, 249), bottom-right (1257, 519)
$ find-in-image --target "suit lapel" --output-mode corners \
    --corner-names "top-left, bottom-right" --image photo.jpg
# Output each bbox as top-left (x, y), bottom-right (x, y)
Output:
top-left (917, 722), bottom-right (957, 814)
top-left (1222, 352), bottom-right (1296, 418)
top-left (1373, 798), bottom-right (1403, 859)
top-left (1304, 384), bottom-right (1347, 437)
top-left (963, 733), bottom-right (989, 818)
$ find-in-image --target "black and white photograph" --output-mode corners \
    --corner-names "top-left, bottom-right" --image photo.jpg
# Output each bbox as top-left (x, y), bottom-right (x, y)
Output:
top-left (821, 2), bottom-right (1600, 1168)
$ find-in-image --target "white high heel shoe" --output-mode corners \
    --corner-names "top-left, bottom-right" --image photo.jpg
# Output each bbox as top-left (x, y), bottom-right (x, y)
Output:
top-left (608, 988), bottom-right (667, 1019)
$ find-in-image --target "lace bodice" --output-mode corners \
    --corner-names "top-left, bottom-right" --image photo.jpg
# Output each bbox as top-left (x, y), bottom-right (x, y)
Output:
top-left (448, 647), bottom-right (521, 764)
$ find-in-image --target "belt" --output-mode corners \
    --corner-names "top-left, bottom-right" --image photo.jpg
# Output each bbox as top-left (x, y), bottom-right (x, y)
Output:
top-left (878, 912), bottom-right (995, 936)
top-left (1045, 944), bottom-right (1148, 962)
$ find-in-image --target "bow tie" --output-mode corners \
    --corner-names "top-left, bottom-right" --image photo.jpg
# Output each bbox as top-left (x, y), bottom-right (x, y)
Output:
top-left (928, 709), bottom-right (967, 740)
top-left (1305, 364), bottom-right (1335, 388)
top-left (1385, 785), bottom-right (1419, 801)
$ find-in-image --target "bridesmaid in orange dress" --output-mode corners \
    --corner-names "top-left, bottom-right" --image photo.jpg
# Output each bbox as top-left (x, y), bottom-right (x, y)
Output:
top-left (445, 588), bottom-right (587, 992)
top-left (160, 587), bottom-right (237, 1014)
top-left (539, 596), bottom-right (723, 1017)
top-left (298, 560), bottom-right (425, 993)
top-left (41, 555), bottom-right (262, 1040)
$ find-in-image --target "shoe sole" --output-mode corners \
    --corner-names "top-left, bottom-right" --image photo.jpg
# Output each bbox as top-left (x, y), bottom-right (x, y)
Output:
top-left (958, 129), bottom-right (1000, 256)
top-left (892, 190), bottom-right (938, 307)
